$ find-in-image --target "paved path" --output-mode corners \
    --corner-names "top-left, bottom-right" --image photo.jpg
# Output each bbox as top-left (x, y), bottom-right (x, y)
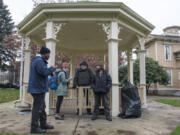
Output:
top-left (0, 96), bottom-right (180, 135)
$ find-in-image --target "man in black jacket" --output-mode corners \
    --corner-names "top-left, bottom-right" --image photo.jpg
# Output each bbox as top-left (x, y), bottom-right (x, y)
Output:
top-left (73, 61), bottom-right (94, 114)
top-left (91, 61), bottom-right (112, 121)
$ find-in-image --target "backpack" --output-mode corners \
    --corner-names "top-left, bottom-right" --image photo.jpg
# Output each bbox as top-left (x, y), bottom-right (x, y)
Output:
top-left (54, 71), bottom-right (60, 90)
top-left (49, 76), bottom-right (57, 90)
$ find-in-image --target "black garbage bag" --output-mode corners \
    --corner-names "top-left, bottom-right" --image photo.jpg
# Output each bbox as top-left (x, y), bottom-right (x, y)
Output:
top-left (118, 81), bottom-right (141, 118)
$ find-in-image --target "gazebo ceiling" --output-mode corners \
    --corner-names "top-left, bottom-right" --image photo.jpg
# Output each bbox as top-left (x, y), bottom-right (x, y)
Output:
top-left (30, 21), bottom-right (137, 53)
top-left (17, 2), bottom-right (155, 53)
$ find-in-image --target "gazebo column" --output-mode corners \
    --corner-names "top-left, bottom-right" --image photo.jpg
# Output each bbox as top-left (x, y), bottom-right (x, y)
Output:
top-left (104, 54), bottom-right (107, 69)
top-left (70, 54), bottom-right (76, 78)
top-left (99, 21), bottom-right (121, 116)
top-left (138, 37), bottom-right (147, 107)
top-left (127, 50), bottom-right (134, 84)
top-left (22, 37), bottom-right (31, 106)
top-left (108, 39), bottom-right (119, 116)
top-left (44, 21), bottom-right (66, 114)
top-left (70, 54), bottom-right (77, 88)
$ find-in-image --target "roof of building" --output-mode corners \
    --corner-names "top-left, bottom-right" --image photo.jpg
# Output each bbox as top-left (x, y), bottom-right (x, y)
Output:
top-left (163, 26), bottom-right (180, 32)
top-left (146, 34), bottom-right (180, 45)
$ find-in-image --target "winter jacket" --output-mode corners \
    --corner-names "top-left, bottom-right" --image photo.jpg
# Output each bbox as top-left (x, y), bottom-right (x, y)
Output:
top-left (28, 56), bottom-right (55, 94)
top-left (91, 70), bottom-right (112, 93)
top-left (73, 61), bottom-right (93, 88)
top-left (56, 68), bottom-right (71, 96)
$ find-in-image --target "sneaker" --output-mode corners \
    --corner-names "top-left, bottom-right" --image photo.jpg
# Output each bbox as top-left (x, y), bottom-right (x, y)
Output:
top-left (55, 115), bottom-right (64, 120)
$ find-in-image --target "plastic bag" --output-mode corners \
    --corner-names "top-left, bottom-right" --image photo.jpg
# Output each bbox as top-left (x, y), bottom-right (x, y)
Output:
top-left (118, 81), bottom-right (141, 118)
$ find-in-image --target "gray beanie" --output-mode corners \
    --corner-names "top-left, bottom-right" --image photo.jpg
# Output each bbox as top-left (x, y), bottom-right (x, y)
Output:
top-left (96, 61), bottom-right (104, 68)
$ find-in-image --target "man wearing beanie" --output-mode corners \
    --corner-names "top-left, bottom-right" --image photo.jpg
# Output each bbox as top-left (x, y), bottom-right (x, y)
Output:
top-left (73, 61), bottom-right (94, 114)
top-left (91, 61), bottom-right (112, 121)
top-left (28, 46), bottom-right (56, 134)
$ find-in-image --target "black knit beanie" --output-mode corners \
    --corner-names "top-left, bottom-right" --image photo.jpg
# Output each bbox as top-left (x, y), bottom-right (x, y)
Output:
top-left (40, 46), bottom-right (50, 55)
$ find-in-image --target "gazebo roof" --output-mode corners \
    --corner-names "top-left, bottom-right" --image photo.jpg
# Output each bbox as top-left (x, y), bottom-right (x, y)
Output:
top-left (17, 2), bottom-right (155, 53)
top-left (18, 2), bottom-right (154, 34)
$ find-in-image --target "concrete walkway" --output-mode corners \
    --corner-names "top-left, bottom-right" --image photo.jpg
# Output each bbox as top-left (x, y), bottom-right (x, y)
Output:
top-left (0, 96), bottom-right (180, 135)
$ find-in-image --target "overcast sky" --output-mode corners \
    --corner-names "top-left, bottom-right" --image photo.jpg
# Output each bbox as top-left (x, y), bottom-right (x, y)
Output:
top-left (4, 0), bottom-right (180, 34)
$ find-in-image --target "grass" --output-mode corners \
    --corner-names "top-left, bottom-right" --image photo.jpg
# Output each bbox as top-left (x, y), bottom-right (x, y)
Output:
top-left (0, 134), bottom-right (20, 135)
top-left (0, 88), bottom-right (19, 103)
top-left (170, 125), bottom-right (180, 135)
top-left (155, 98), bottom-right (180, 135)
top-left (0, 134), bottom-right (50, 135)
top-left (155, 98), bottom-right (180, 107)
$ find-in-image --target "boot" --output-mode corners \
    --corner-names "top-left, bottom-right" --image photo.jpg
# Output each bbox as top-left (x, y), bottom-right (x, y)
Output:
top-left (41, 124), bottom-right (54, 129)
top-left (106, 115), bottom-right (112, 121)
top-left (99, 109), bottom-right (105, 115)
top-left (30, 127), bottom-right (46, 134)
top-left (76, 109), bottom-right (79, 115)
top-left (87, 109), bottom-right (92, 115)
top-left (91, 114), bottom-right (97, 120)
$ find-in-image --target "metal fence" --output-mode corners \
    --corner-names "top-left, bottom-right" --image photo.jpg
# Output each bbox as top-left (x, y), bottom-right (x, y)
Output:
top-left (0, 65), bottom-right (20, 88)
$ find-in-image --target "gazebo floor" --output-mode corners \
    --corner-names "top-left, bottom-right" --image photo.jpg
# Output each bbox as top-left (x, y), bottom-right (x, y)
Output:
top-left (0, 96), bottom-right (180, 135)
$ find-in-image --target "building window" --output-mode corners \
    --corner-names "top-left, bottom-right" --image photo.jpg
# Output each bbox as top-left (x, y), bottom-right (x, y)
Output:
top-left (166, 69), bottom-right (172, 85)
top-left (164, 45), bottom-right (171, 60)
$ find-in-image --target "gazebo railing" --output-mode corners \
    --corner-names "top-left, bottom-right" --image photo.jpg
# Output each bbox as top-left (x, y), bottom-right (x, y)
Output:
top-left (50, 86), bottom-right (110, 115)
top-left (23, 85), bottom-right (144, 115)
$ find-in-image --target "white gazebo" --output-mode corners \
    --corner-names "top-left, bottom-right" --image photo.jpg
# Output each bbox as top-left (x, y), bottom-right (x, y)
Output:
top-left (17, 1), bottom-right (154, 117)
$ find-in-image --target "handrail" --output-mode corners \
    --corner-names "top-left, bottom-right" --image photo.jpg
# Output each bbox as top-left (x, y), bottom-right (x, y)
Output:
top-left (23, 85), bottom-right (145, 115)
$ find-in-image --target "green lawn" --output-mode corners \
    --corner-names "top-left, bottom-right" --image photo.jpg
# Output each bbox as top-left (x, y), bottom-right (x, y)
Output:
top-left (0, 134), bottom-right (20, 135)
top-left (155, 98), bottom-right (180, 135)
top-left (155, 98), bottom-right (180, 107)
top-left (170, 125), bottom-right (180, 135)
top-left (0, 88), bottom-right (19, 103)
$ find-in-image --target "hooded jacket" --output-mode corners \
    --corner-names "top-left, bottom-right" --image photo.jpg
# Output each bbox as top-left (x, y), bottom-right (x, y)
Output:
top-left (56, 68), bottom-right (71, 96)
top-left (73, 61), bottom-right (94, 88)
top-left (28, 56), bottom-right (55, 94)
top-left (91, 69), bottom-right (112, 93)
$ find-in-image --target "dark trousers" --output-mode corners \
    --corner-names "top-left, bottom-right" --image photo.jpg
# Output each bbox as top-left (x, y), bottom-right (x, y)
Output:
top-left (31, 93), bottom-right (46, 129)
top-left (56, 96), bottom-right (64, 113)
top-left (93, 92), bottom-right (110, 116)
top-left (85, 90), bottom-right (91, 113)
